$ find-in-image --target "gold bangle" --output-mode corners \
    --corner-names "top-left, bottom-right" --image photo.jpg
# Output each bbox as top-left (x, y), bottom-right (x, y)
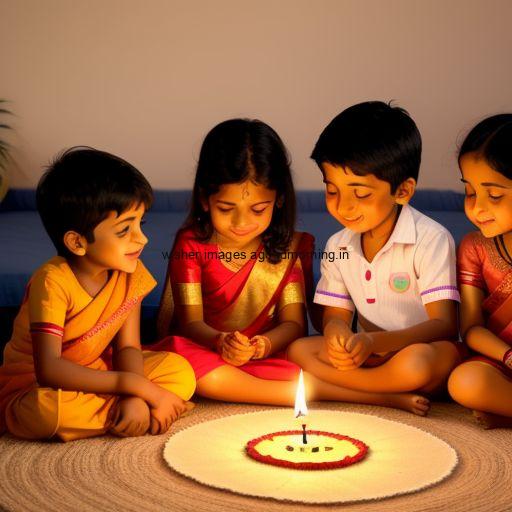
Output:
top-left (252, 336), bottom-right (271, 359)
top-left (214, 333), bottom-right (225, 353)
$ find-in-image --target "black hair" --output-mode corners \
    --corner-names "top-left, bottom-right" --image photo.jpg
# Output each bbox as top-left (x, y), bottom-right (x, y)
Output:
top-left (185, 118), bottom-right (296, 263)
top-left (311, 101), bottom-right (422, 193)
top-left (36, 147), bottom-right (153, 256)
top-left (458, 114), bottom-right (512, 179)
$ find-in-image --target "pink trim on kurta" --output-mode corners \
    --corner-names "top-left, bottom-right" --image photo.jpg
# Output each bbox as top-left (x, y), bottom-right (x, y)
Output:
top-left (30, 322), bottom-right (64, 338)
top-left (65, 297), bottom-right (141, 347)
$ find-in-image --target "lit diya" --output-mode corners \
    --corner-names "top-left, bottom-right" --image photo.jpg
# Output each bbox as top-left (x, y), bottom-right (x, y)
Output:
top-left (246, 370), bottom-right (369, 470)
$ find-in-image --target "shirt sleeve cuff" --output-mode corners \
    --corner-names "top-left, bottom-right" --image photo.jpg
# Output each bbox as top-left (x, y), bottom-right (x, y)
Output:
top-left (314, 289), bottom-right (355, 311)
top-left (420, 285), bottom-right (460, 305)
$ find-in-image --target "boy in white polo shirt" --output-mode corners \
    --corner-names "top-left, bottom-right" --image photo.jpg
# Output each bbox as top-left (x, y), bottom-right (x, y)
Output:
top-left (288, 101), bottom-right (463, 415)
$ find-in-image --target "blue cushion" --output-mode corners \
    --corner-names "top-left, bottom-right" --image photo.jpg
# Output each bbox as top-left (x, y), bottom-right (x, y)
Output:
top-left (0, 210), bottom-right (188, 308)
top-left (0, 212), bottom-right (54, 306)
top-left (0, 188), bottom-right (475, 309)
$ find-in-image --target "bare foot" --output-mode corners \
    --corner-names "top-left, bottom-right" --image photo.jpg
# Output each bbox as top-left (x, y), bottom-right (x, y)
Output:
top-left (179, 401), bottom-right (196, 419)
top-left (473, 410), bottom-right (512, 429)
top-left (389, 393), bottom-right (431, 416)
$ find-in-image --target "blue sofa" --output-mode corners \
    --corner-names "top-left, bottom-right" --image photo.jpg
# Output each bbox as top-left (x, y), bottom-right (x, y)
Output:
top-left (0, 188), bottom-right (474, 346)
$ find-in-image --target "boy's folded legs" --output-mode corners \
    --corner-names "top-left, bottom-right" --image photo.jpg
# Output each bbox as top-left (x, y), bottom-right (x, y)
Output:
top-left (288, 336), bottom-right (460, 395)
top-left (141, 351), bottom-right (196, 403)
top-left (5, 350), bottom-right (196, 442)
top-left (5, 387), bottom-right (117, 442)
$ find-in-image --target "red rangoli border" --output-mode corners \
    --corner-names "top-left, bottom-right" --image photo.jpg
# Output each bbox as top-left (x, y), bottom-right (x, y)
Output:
top-left (246, 429), bottom-right (368, 470)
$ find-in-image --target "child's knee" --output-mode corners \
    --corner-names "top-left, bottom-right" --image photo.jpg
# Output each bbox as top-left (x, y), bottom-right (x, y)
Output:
top-left (447, 366), bottom-right (467, 403)
top-left (151, 352), bottom-right (196, 400)
top-left (398, 344), bottom-right (436, 387)
top-left (6, 387), bottom-right (60, 439)
top-left (196, 368), bottom-right (226, 397)
top-left (287, 337), bottom-right (317, 365)
top-left (286, 338), bottom-right (303, 363)
top-left (177, 356), bottom-right (196, 400)
top-left (448, 363), bottom-right (491, 407)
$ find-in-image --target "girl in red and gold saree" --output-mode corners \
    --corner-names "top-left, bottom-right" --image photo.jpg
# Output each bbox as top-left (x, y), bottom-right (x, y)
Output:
top-left (448, 114), bottom-right (512, 429)
top-left (153, 118), bottom-right (429, 411)
top-left (0, 148), bottom-right (195, 441)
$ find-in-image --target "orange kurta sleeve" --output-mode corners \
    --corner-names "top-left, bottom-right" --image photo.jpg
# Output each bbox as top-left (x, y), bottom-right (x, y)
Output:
top-left (28, 271), bottom-right (71, 339)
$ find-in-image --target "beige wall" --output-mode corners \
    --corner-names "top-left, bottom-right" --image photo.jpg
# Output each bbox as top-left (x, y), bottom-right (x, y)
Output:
top-left (1, 0), bottom-right (511, 191)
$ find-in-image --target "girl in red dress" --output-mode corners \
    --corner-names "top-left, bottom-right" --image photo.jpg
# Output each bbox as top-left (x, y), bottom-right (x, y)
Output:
top-left (448, 114), bottom-right (512, 428)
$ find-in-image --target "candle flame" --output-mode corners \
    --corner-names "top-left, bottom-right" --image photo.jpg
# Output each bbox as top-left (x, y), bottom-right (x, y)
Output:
top-left (294, 369), bottom-right (308, 418)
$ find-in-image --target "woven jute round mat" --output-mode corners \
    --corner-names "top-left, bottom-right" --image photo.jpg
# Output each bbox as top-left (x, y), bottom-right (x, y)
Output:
top-left (0, 401), bottom-right (511, 512)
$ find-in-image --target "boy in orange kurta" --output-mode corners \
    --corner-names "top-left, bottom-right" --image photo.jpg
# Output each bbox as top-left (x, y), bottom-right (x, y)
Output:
top-left (0, 148), bottom-right (195, 441)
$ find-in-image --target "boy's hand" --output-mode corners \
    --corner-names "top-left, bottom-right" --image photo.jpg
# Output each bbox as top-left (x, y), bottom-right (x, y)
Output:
top-left (344, 333), bottom-right (374, 368)
top-left (149, 388), bottom-right (188, 435)
top-left (322, 321), bottom-right (354, 369)
top-left (324, 320), bottom-right (352, 349)
top-left (323, 337), bottom-right (356, 370)
top-left (109, 396), bottom-right (150, 438)
top-left (216, 331), bottom-right (255, 366)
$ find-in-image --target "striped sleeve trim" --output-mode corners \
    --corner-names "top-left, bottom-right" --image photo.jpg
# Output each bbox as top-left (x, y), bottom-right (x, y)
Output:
top-left (314, 289), bottom-right (355, 311)
top-left (420, 285), bottom-right (460, 304)
top-left (315, 290), bottom-right (351, 300)
top-left (30, 322), bottom-right (64, 338)
top-left (420, 285), bottom-right (458, 297)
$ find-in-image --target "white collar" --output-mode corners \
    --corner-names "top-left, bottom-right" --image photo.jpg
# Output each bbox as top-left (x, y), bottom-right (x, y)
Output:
top-left (387, 204), bottom-right (416, 245)
top-left (345, 204), bottom-right (417, 256)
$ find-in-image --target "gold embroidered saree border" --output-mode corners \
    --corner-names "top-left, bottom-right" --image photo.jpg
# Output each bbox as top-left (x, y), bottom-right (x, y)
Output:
top-left (213, 234), bottom-right (302, 332)
top-left (176, 283), bottom-right (203, 306)
top-left (277, 281), bottom-right (305, 311)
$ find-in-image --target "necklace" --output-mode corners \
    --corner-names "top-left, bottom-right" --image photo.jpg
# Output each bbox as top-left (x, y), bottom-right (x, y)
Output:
top-left (214, 233), bottom-right (260, 272)
top-left (494, 235), bottom-right (512, 266)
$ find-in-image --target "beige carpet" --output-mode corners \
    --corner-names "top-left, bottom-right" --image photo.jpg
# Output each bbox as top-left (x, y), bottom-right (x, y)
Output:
top-left (0, 401), bottom-right (511, 512)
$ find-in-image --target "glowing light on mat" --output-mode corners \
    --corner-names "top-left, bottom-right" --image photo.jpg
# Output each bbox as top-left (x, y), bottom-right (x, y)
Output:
top-left (294, 369), bottom-right (308, 444)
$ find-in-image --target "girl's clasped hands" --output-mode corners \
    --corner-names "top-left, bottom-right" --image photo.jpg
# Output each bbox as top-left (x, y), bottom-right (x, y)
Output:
top-left (216, 331), bottom-right (271, 366)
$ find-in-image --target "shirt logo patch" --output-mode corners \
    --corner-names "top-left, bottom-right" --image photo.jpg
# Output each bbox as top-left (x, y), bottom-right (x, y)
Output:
top-left (389, 272), bottom-right (410, 293)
